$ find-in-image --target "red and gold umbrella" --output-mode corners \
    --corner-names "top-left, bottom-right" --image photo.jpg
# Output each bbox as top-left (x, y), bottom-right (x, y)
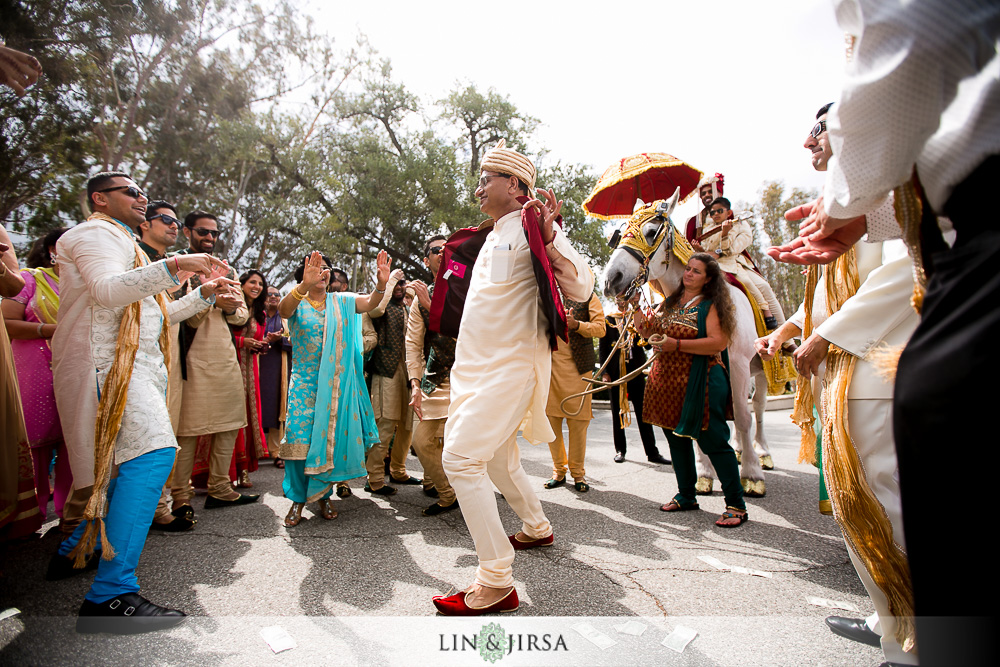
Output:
top-left (583, 152), bottom-right (703, 220)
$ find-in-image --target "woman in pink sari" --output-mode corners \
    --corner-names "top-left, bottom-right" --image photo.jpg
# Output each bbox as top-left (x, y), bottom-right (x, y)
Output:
top-left (231, 270), bottom-right (269, 488)
top-left (1, 228), bottom-right (72, 520)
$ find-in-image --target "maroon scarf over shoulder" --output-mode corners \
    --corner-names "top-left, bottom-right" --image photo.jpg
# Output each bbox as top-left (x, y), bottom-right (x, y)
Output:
top-left (429, 197), bottom-right (568, 350)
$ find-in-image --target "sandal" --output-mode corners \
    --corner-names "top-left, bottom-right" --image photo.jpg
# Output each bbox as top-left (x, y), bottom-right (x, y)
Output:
top-left (274, 458), bottom-right (284, 469)
top-left (573, 481), bottom-right (589, 493)
top-left (660, 498), bottom-right (699, 512)
top-left (544, 477), bottom-right (566, 489)
top-left (283, 502), bottom-right (305, 527)
top-left (317, 498), bottom-right (338, 520)
top-left (237, 470), bottom-right (253, 488)
top-left (715, 507), bottom-right (749, 528)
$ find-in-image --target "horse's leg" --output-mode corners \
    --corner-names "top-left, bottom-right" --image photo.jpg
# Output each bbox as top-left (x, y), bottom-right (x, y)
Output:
top-left (731, 346), bottom-right (766, 498)
top-left (694, 440), bottom-right (716, 494)
top-left (753, 371), bottom-right (774, 470)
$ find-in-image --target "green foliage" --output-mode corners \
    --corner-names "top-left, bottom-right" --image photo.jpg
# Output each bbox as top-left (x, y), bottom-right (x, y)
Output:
top-left (1, 1), bottom-right (608, 290)
top-left (745, 180), bottom-right (819, 318)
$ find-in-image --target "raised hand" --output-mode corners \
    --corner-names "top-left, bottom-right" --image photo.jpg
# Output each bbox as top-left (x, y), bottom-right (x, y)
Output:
top-left (0, 45), bottom-right (43, 97)
top-left (301, 251), bottom-right (330, 291)
top-left (523, 187), bottom-right (563, 244)
top-left (375, 250), bottom-right (393, 288)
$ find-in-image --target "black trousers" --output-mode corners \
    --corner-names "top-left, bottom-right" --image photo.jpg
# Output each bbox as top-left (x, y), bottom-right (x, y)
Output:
top-left (894, 230), bottom-right (1000, 667)
top-left (608, 376), bottom-right (661, 458)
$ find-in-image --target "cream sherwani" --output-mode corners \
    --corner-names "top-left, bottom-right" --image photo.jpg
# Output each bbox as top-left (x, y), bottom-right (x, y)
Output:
top-left (52, 219), bottom-right (212, 489)
top-left (443, 209), bottom-right (593, 588)
top-left (789, 218), bottom-right (919, 665)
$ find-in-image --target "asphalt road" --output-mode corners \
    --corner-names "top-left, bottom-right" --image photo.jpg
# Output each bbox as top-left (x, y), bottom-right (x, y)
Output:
top-left (0, 407), bottom-right (883, 666)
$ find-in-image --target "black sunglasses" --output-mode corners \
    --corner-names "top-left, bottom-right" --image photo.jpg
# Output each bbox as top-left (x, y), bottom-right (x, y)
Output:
top-left (810, 120), bottom-right (827, 139)
top-left (99, 185), bottom-right (146, 200)
top-left (192, 228), bottom-right (220, 238)
top-left (709, 208), bottom-right (727, 216)
top-left (149, 213), bottom-right (179, 227)
top-left (428, 246), bottom-right (444, 255)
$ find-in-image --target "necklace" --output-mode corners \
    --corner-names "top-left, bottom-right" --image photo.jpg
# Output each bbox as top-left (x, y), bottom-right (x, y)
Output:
top-left (306, 295), bottom-right (326, 310)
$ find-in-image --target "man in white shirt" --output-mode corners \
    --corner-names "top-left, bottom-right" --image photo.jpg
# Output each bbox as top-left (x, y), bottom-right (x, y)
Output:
top-left (767, 3), bottom-right (1000, 663)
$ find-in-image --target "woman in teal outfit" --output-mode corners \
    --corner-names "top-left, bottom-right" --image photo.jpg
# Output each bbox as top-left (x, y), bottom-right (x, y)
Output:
top-left (277, 250), bottom-right (395, 526)
top-left (635, 253), bottom-right (747, 528)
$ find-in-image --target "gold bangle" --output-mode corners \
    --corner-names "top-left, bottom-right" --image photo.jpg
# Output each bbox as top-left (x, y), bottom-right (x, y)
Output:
top-left (291, 287), bottom-right (306, 301)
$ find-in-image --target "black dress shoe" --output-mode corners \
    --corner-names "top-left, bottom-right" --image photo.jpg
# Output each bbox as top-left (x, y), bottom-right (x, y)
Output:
top-left (423, 500), bottom-right (459, 516)
top-left (825, 616), bottom-right (882, 647)
top-left (171, 505), bottom-right (195, 521)
top-left (389, 475), bottom-right (422, 485)
top-left (45, 551), bottom-right (101, 581)
top-left (613, 452), bottom-right (625, 463)
top-left (363, 483), bottom-right (397, 496)
top-left (150, 515), bottom-right (196, 532)
top-left (423, 486), bottom-right (439, 498)
top-left (648, 454), bottom-right (672, 465)
top-left (204, 493), bottom-right (260, 509)
top-left (77, 592), bottom-right (186, 635)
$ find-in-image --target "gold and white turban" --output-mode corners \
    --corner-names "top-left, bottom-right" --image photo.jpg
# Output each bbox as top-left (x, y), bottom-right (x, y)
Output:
top-left (480, 139), bottom-right (536, 192)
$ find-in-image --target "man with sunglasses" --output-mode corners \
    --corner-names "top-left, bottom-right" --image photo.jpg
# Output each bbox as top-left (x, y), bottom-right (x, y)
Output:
top-left (170, 211), bottom-right (257, 512)
top-left (138, 201), bottom-right (179, 262)
top-left (51, 171), bottom-right (235, 633)
top-left (761, 102), bottom-right (918, 666)
top-left (405, 235), bottom-right (460, 515)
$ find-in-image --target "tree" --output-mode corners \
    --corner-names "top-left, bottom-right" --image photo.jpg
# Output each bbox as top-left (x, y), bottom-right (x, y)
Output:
top-left (746, 180), bottom-right (819, 318)
top-left (439, 84), bottom-right (539, 177)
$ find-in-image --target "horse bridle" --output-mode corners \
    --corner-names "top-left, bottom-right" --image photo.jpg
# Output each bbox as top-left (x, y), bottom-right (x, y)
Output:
top-left (609, 199), bottom-right (675, 299)
top-left (559, 201), bottom-right (676, 416)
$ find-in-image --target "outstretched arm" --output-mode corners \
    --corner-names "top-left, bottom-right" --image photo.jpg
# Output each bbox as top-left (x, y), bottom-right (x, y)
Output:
top-left (354, 250), bottom-right (392, 314)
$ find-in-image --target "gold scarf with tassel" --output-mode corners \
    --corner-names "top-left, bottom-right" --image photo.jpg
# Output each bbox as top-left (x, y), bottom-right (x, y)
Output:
top-left (791, 245), bottom-right (859, 466)
top-left (823, 350), bottom-right (915, 652)
top-left (69, 212), bottom-right (171, 567)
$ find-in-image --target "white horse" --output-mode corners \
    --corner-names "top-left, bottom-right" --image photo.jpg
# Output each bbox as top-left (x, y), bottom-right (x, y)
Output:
top-left (602, 189), bottom-right (767, 496)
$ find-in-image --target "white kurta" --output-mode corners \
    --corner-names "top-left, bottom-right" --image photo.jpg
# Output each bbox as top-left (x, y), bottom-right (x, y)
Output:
top-left (52, 219), bottom-right (211, 488)
top-left (445, 210), bottom-right (594, 459)
top-left (795, 231), bottom-right (919, 665)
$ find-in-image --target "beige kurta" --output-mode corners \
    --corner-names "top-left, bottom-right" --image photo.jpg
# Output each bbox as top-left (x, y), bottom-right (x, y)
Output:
top-left (404, 300), bottom-right (451, 422)
top-left (545, 293), bottom-right (606, 421)
top-left (444, 210), bottom-right (594, 459)
top-left (174, 279), bottom-right (249, 437)
top-left (51, 219), bottom-right (212, 488)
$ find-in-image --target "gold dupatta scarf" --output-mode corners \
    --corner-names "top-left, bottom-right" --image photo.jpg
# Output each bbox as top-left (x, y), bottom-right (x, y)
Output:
top-left (70, 213), bottom-right (171, 566)
top-left (791, 246), bottom-right (859, 465)
top-left (791, 222), bottom-right (915, 651)
top-left (26, 267), bottom-right (59, 324)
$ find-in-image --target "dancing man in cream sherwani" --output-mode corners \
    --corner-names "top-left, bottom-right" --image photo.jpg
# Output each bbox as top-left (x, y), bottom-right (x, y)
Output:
top-left (433, 142), bottom-right (594, 616)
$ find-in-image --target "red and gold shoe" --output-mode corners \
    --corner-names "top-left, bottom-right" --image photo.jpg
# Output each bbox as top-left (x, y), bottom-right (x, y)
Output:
top-left (432, 588), bottom-right (519, 616)
top-left (508, 532), bottom-right (554, 550)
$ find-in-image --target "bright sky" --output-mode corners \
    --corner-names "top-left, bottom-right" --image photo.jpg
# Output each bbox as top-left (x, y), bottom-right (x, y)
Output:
top-left (308, 0), bottom-right (846, 223)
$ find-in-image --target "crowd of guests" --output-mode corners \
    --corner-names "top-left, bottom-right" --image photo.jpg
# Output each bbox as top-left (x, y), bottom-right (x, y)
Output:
top-left (3, 8), bottom-right (996, 660)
